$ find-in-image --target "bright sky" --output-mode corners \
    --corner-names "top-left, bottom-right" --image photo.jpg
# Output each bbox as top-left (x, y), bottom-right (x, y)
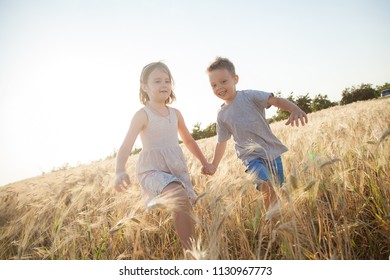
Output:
top-left (1, 0), bottom-right (389, 186)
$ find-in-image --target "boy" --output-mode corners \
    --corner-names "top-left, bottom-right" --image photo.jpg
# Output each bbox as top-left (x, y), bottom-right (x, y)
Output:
top-left (203, 57), bottom-right (308, 211)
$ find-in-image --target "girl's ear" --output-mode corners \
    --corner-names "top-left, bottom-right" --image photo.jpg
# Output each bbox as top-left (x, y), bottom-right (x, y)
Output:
top-left (141, 83), bottom-right (148, 93)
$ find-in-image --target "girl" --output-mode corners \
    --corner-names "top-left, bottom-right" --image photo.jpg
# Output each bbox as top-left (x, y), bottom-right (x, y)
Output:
top-left (115, 61), bottom-right (215, 251)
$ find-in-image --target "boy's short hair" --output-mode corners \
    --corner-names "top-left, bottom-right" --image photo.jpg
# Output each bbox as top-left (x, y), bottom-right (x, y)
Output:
top-left (207, 57), bottom-right (236, 76)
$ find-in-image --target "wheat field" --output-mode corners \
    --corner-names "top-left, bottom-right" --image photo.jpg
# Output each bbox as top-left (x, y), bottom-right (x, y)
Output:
top-left (0, 98), bottom-right (389, 260)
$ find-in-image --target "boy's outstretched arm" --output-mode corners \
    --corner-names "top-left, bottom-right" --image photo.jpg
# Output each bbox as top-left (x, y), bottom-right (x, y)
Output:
top-left (268, 96), bottom-right (308, 126)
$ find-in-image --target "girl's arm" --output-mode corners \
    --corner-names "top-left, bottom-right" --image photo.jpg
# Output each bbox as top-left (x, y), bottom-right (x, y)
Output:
top-left (268, 96), bottom-right (308, 126)
top-left (176, 109), bottom-right (212, 168)
top-left (115, 109), bottom-right (147, 191)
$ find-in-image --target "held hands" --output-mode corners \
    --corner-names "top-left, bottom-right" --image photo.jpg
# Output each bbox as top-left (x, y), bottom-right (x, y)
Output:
top-left (201, 162), bottom-right (217, 176)
top-left (115, 172), bottom-right (131, 192)
top-left (285, 109), bottom-right (308, 127)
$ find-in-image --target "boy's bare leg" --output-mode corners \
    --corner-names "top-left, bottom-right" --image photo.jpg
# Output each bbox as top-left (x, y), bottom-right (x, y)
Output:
top-left (258, 181), bottom-right (277, 211)
top-left (162, 183), bottom-right (194, 251)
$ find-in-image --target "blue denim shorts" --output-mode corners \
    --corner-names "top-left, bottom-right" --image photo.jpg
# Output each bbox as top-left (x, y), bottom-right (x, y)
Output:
top-left (245, 156), bottom-right (284, 187)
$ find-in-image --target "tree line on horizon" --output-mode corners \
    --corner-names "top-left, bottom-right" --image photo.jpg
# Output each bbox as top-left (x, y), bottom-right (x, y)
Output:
top-left (191, 82), bottom-right (390, 139)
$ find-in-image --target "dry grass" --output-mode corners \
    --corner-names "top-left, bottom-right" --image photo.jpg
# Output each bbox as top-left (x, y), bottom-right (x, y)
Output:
top-left (1, 98), bottom-right (389, 260)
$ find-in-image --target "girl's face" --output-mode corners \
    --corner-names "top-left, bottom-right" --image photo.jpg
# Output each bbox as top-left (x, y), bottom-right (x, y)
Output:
top-left (208, 68), bottom-right (239, 104)
top-left (142, 68), bottom-right (172, 104)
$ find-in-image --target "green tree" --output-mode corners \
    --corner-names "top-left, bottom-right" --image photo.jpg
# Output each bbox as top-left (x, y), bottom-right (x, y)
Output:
top-left (311, 94), bottom-right (338, 112)
top-left (202, 122), bottom-right (216, 138)
top-left (191, 122), bottom-right (217, 140)
top-left (191, 123), bottom-right (203, 140)
top-left (295, 94), bottom-right (312, 114)
top-left (340, 83), bottom-right (377, 105)
top-left (376, 82), bottom-right (390, 96)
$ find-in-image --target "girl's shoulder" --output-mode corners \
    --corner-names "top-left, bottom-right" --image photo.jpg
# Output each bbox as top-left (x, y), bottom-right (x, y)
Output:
top-left (168, 106), bottom-right (185, 124)
top-left (167, 105), bottom-right (180, 115)
top-left (136, 106), bottom-right (149, 115)
top-left (133, 107), bottom-right (149, 123)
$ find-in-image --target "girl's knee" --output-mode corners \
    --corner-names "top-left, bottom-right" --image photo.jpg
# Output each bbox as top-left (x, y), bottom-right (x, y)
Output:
top-left (163, 182), bottom-right (186, 196)
top-left (162, 182), bottom-right (191, 208)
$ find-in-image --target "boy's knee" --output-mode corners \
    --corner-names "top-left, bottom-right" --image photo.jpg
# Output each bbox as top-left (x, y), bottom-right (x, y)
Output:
top-left (255, 180), bottom-right (273, 192)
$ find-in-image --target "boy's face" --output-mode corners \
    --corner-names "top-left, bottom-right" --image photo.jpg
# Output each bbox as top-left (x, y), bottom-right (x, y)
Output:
top-left (208, 68), bottom-right (239, 104)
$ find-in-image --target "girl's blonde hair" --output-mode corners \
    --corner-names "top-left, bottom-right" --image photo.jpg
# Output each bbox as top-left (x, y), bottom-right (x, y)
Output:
top-left (139, 61), bottom-right (176, 105)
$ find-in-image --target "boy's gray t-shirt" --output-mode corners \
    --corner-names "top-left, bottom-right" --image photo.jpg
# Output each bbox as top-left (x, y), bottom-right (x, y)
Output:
top-left (217, 90), bottom-right (288, 165)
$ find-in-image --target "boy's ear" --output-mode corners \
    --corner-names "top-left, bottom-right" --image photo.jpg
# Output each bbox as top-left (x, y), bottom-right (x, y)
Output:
top-left (234, 75), bottom-right (239, 84)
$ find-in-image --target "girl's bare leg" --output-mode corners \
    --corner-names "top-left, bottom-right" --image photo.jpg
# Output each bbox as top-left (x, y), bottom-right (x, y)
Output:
top-left (162, 183), bottom-right (194, 250)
